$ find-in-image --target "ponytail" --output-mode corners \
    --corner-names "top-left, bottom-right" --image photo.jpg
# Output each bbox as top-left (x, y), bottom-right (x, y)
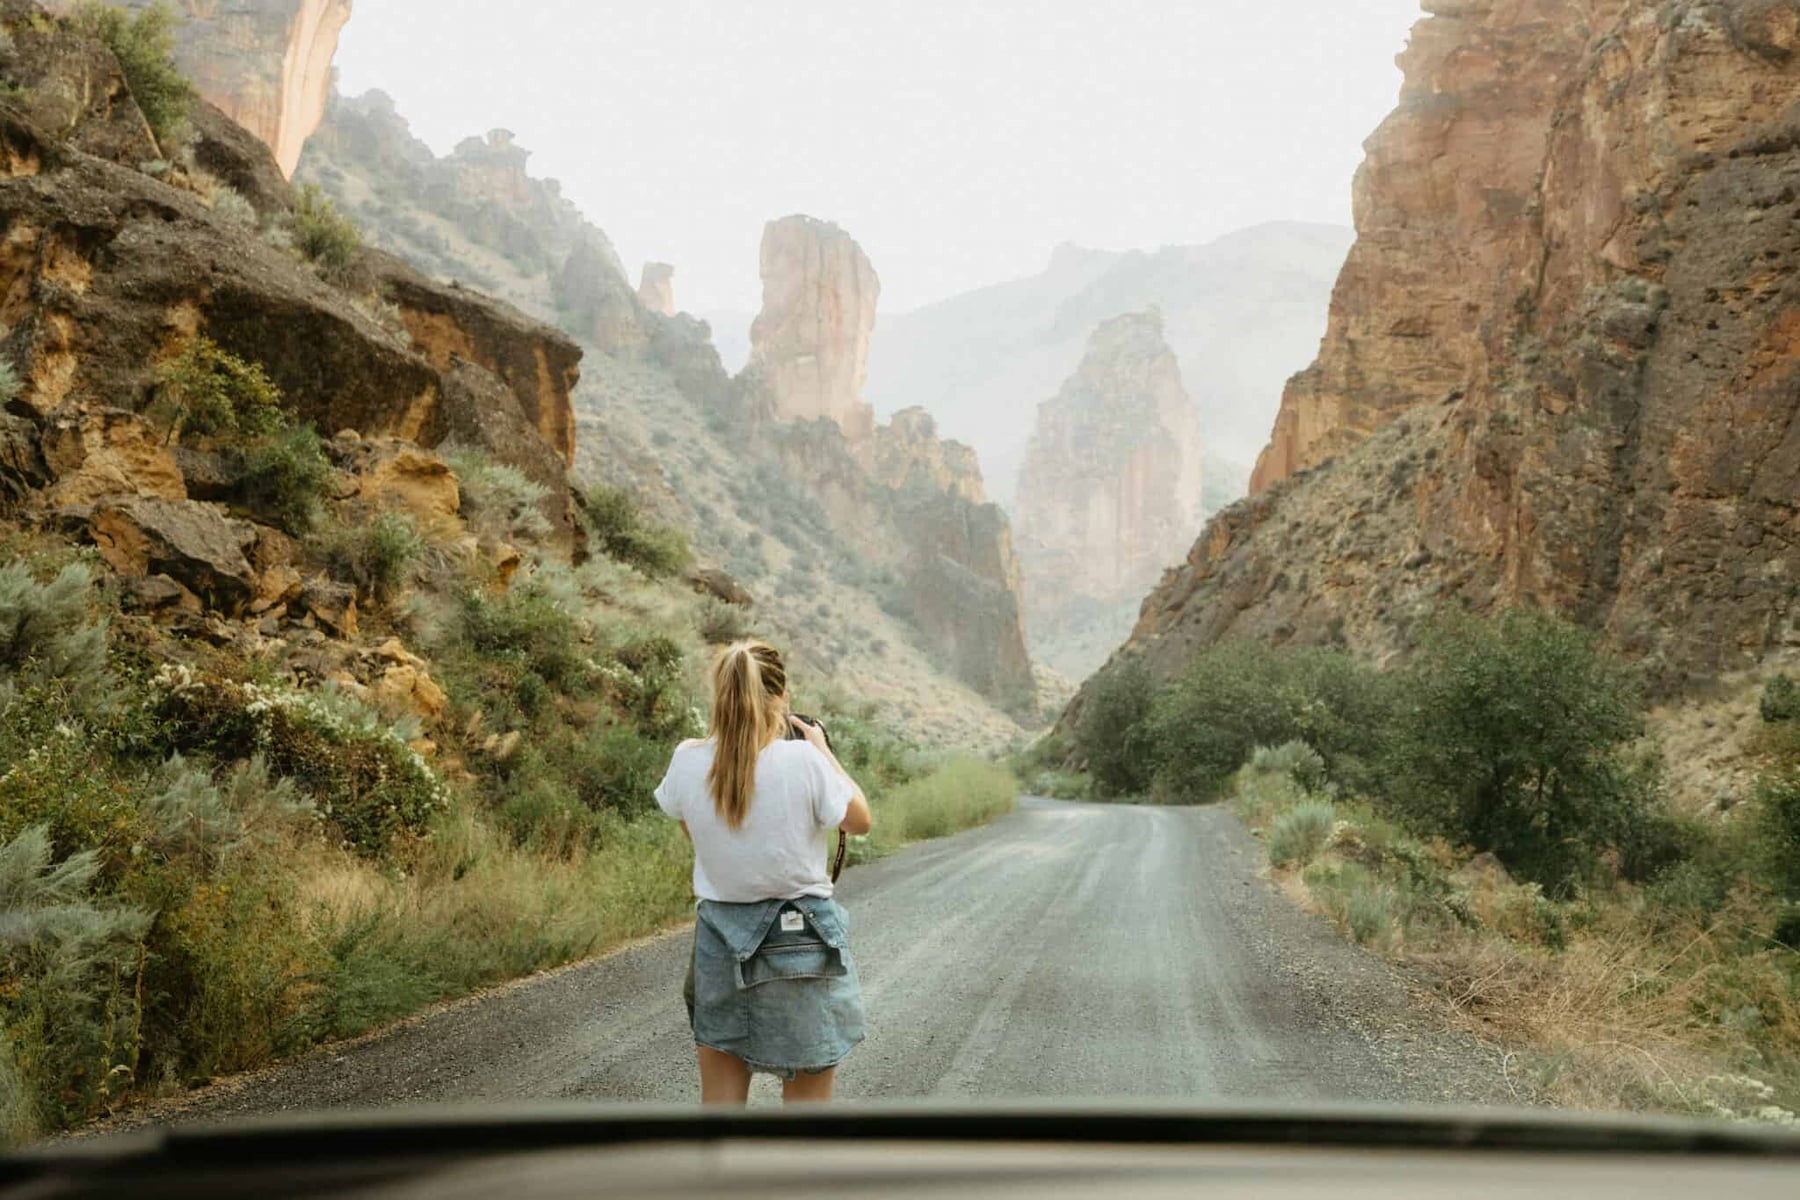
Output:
top-left (707, 641), bottom-right (788, 829)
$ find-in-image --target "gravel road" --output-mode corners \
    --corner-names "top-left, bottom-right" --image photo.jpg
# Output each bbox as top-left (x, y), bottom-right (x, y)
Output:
top-left (121, 799), bottom-right (1511, 1122)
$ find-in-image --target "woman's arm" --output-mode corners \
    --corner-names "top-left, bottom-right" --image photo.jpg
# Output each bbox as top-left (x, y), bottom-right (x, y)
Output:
top-left (792, 716), bottom-right (873, 836)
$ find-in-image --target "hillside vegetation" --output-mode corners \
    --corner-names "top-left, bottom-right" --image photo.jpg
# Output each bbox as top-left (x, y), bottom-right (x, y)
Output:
top-left (0, 5), bottom-right (1017, 1143)
top-left (1046, 611), bottom-right (1800, 1119)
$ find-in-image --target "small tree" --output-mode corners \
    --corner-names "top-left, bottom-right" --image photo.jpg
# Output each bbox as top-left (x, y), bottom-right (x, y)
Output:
top-left (290, 185), bottom-right (362, 275)
top-left (70, 1), bottom-right (195, 148)
top-left (1074, 656), bottom-right (1158, 798)
top-left (1387, 609), bottom-right (1653, 894)
top-left (1144, 641), bottom-right (1391, 803)
top-left (152, 336), bottom-right (285, 442)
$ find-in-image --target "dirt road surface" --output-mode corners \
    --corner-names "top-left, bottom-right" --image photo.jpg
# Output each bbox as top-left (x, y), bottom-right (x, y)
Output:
top-left (123, 800), bottom-right (1510, 1121)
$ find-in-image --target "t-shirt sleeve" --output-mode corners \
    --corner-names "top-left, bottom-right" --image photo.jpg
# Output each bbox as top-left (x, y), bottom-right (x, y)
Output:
top-left (653, 746), bottom-right (688, 820)
top-left (804, 743), bottom-right (855, 830)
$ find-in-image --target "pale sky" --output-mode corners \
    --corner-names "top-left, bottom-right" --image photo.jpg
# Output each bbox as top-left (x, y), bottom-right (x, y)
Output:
top-left (335, 1), bottom-right (1421, 315)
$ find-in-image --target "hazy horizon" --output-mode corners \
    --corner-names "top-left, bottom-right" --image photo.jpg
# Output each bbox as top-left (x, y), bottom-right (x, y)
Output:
top-left (334, 1), bottom-right (1420, 315)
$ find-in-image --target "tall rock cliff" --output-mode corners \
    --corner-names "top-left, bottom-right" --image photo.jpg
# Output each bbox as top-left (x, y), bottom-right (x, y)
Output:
top-left (1016, 311), bottom-right (1203, 678)
top-left (43, 0), bottom-right (351, 176)
top-left (746, 215), bottom-right (878, 447)
top-left (1083, 0), bottom-right (1800, 704)
top-left (737, 218), bottom-right (1034, 711)
top-left (637, 262), bottom-right (676, 316)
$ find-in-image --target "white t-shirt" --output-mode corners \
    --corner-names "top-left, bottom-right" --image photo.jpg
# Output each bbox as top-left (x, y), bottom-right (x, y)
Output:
top-left (654, 738), bottom-right (855, 903)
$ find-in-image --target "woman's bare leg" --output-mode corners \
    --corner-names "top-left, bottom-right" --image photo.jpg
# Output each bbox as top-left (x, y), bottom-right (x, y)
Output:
top-left (781, 1067), bottom-right (837, 1103)
top-left (697, 1046), bottom-right (751, 1104)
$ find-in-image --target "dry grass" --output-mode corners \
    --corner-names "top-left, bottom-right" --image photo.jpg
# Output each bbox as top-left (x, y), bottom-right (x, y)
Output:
top-left (1233, 761), bottom-right (1800, 1123)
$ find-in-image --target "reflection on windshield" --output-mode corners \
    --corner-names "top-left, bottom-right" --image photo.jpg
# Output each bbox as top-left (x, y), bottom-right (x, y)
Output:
top-left (2, 0), bottom-right (1798, 1148)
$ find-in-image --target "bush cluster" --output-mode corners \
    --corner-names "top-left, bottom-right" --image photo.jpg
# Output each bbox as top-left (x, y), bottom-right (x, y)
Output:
top-left (289, 184), bottom-right (363, 276)
top-left (1070, 609), bottom-right (1666, 896)
top-left (581, 485), bottom-right (692, 579)
top-left (70, 1), bottom-right (195, 148)
top-left (149, 337), bottom-right (333, 535)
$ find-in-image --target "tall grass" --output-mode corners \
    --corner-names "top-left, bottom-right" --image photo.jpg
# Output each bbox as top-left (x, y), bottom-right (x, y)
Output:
top-left (858, 759), bottom-right (1017, 858)
top-left (1231, 744), bottom-right (1800, 1122)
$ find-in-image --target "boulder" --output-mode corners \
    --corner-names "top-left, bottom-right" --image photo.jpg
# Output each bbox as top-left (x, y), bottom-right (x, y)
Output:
top-left (41, 407), bottom-right (187, 507)
top-left (687, 567), bottom-right (753, 608)
top-left (0, 0), bottom-right (160, 166)
top-left (372, 663), bottom-right (448, 723)
top-left (298, 577), bottom-right (357, 638)
top-left (88, 496), bottom-right (258, 614)
top-left (119, 572), bottom-right (200, 615)
top-left (337, 436), bottom-right (462, 538)
top-left (187, 100), bottom-right (292, 217)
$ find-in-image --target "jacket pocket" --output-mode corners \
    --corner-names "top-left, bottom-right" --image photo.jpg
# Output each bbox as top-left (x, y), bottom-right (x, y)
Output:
top-left (736, 906), bottom-right (850, 989)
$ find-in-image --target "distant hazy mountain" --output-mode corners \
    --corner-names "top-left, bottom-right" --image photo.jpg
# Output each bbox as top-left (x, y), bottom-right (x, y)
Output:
top-left (865, 221), bottom-right (1353, 510)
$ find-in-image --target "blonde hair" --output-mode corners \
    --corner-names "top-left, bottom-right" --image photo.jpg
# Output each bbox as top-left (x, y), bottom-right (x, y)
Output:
top-left (707, 641), bottom-right (789, 830)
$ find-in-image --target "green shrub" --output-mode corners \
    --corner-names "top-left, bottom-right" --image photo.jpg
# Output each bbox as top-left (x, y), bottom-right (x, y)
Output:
top-left (1387, 609), bottom-right (1654, 895)
top-left (1250, 741), bottom-right (1329, 792)
top-left (582, 485), bottom-right (692, 579)
top-left (0, 825), bottom-right (151, 1138)
top-left (604, 635), bottom-right (692, 740)
top-left (238, 424), bottom-right (332, 535)
top-left (447, 451), bottom-right (552, 544)
top-left (1023, 767), bottom-right (1090, 799)
top-left (208, 185), bottom-right (257, 227)
top-left (455, 575), bottom-right (587, 689)
top-left (1074, 655), bottom-right (1158, 798)
top-left (151, 336), bottom-right (285, 442)
top-left (290, 184), bottom-right (363, 275)
top-left (1303, 861), bottom-right (1401, 948)
top-left (70, 1), bottom-right (195, 147)
top-left (0, 562), bottom-right (107, 699)
top-left (1267, 799), bottom-right (1337, 868)
top-left (696, 597), bottom-right (750, 645)
top-left (1762, 675), bottom-right (1800, 724)
top-left (322, 510), bottom-right (424, 603)
top-left (1755, 765), bottom-right (1800, 899)
top-left (153, 671), bottom-right (446, 857)
top-left (1145, 642), bottom-right (1391, 803)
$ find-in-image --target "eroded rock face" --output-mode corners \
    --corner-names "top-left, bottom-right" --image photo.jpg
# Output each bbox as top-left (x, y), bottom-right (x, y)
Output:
top-left (1016, 312), bottom-right (1202, 673)
top-left (637, 262), bottom-right (675, 316)
top-left (747, 215), bottom-right (878, 446)
top-left (377, 258), bottom-right (583, 467)
top-left (770, 412), bottom-right (1034, 708)
top-left (1079, 0), bottom-right (1800, 711)
top-left (43, 0), bottom-right (354, 176)
top-left (0, 9), bottom-right (583, 559)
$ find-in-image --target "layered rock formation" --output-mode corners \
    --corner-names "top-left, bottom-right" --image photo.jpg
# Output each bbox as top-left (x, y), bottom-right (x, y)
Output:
top-left (1080, 0), bottom-right (1800, 705)
top-left (1015, 311), bottom-right (1203, 677)
top-left (637, 262), bottom-right (675, 316)
top-left (42, 0), bottom-right (351, 175)
top-left (747, 215), bottom-right (878, 446)
top-left (0, 2), bottom-right (583, 552)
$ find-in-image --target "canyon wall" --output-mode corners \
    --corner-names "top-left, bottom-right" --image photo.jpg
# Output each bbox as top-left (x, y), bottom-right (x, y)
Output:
top-left (1080, 0), bottom-right (1800, 707)
top-left (747, 215), bottom-right (879, 446)
top-left (742, 220), bottom-right (1035, 710)
top-left (44, 0), bottom-right (351, 175)
top-left (1016, 311), bottom-right (1203, 677)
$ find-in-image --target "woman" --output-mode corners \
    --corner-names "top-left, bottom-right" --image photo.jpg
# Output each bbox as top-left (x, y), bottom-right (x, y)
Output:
top-left (654, 641), bottom-right (874, 1104)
